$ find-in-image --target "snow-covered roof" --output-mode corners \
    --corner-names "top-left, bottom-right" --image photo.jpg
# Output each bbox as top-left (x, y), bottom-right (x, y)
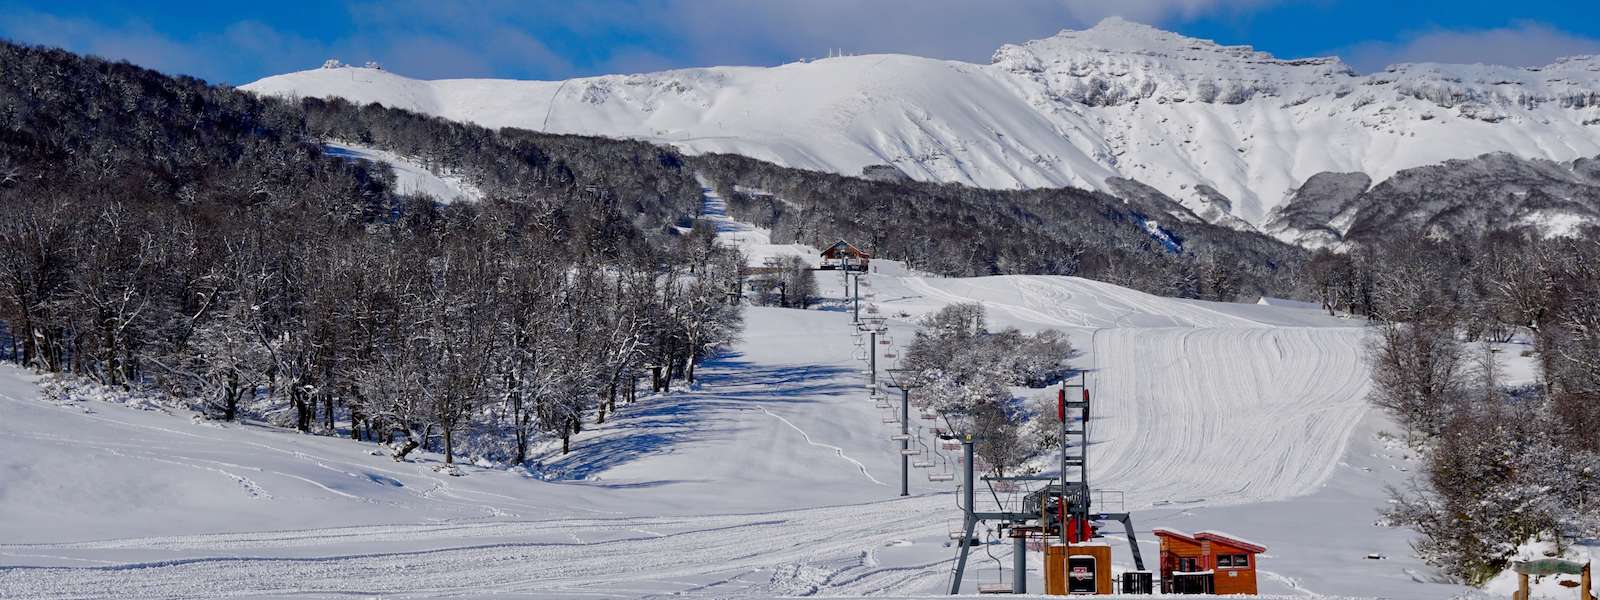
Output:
top-left (1195, 530), bottom-right (1267, 553)
top-left (821, 240), bottom-right (871, 259)
top-left (1256, 296), bottom-right (1322, 311)
top-left (1152, 527), bottom-right (1200, 544)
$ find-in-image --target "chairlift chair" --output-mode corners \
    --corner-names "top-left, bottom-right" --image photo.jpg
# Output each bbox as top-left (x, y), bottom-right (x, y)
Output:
top-left (881, 415), bottom-right (899, 424)
top-left (976, 530), bottom-right (1014, 594)
top-left (948, 520), bottom-right (970, 540)
top-left (930, 449), bottom-right (956, 481)
top-left (913, 435), bottom-right (936, 468)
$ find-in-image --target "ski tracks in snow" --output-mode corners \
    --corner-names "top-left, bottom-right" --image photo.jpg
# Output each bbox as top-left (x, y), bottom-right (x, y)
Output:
top-left (1087, 326), bottom-right (1371, 508)
top-left (0, 499), bottom-right (952, 599)
top-left (756, 407), bottom-right (886, 486)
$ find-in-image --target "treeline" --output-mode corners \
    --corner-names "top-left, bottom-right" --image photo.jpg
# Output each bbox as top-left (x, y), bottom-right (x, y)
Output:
top-left (296, 96), bottom-right (703, 231)
top-left (1355, 231), bottom-right (1600, 584)
top-left (0, 39), bottom-right (742, 463)
top-left (693, 152), bottom-right (1305, 302)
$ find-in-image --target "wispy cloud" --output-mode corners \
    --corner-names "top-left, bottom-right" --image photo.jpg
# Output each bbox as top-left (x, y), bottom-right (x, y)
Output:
top-left (1338, 21), bottom-right (1600, 72)
top-left (0, 9), bottom-right (221, 79)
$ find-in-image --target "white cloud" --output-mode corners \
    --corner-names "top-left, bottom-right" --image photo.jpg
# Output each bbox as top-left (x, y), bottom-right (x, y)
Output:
top-left (1339, 21), bottom-right (1600, 73)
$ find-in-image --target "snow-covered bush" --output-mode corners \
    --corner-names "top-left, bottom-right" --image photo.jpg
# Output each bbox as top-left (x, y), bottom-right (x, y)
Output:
top-left (1365, 232), bottom-right (1600, 587)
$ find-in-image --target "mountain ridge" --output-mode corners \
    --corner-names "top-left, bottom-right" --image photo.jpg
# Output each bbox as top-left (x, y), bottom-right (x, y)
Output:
top-left (244, 18), bottom-right (1600, 232)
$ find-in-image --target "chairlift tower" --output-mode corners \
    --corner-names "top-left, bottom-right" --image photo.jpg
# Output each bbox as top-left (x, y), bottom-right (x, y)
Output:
top-left (858, 317), bottom-right (888, 391)
top-left (845, 271), bottom-right (863, 324)
top-left (886, 368), bottom-right (921, 497)
top-left (1058, 374), bottom-right (1091, 545)
top-left (947, 373), bottom-right (1146, 595)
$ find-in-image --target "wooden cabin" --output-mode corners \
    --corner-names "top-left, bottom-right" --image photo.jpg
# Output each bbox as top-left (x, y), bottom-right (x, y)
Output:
top-left (1153, 528), bottom-right (1266, 595)
top-left (819, 240), bottom-right (871, 272)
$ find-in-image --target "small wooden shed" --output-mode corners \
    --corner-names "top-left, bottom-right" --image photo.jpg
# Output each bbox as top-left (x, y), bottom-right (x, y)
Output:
top-left (1044, 541), bottom-right (1113, 595)
top-left (1153, 528), bottom-right (1266, 595)
top-left (819, 240), bottom-right (871, 272)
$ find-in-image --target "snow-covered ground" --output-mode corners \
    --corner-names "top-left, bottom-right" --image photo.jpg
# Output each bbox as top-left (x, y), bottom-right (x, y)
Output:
top-left (244, 18), bottom-right (1600, 228)
top-left (323, 142), bottom-right (483, 203)
top-left (0, 202), bottom-right (1490, 598)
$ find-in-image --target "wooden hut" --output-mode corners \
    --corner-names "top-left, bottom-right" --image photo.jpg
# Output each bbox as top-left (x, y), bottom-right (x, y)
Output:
top-left (1043, 541), bottom-right (1113, 595)
top-left (1153, 528), bottom-right (1266, 595)
top-left (819, 240), bottom-right (871, 272)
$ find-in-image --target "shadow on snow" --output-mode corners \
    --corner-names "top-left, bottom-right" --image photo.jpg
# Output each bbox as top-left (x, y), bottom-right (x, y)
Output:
top-left (532, 352), bottom-right (854, 482)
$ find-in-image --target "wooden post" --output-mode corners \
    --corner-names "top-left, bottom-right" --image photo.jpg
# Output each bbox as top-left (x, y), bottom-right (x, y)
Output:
top-left (1518, 572), bottom-right (1529, 600)
top-left (1582, 562), bottom-right (1591, 600)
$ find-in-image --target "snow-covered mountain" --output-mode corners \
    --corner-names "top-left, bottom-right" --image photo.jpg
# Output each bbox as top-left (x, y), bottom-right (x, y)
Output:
top-left (244, 17), bottom-right (1600, 229)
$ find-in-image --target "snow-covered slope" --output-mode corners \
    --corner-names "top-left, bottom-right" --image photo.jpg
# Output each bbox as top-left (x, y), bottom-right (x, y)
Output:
top-left (0, 270), bottom-right (1450, 598)
top-left (323, 142), bottom-right (483, 203)
top-left (244, 17), bottom-right (1600, 227)
top-left (2, 197), bottom-right (1458, 597)
top-left (0, 190), bottom-right (1474, 598)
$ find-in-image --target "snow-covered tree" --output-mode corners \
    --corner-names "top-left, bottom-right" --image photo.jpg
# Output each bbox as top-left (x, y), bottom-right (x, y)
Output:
top-left (901, 303), bottom-right (1072, 475)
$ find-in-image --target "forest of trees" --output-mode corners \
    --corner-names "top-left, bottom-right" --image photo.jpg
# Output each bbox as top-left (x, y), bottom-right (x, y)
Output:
top-left (693, 153), bottom-right (1289, 302)
top-left (1349, 231), bottom-right (1600, 584)
top-left (0, 40), bottom-right (744, 464)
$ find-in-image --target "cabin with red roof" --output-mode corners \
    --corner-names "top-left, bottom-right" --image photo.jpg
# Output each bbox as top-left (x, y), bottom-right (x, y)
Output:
top-left (1152, 528), bottom-right (1266, 595)
top-left (819, 240), bottom-right (871, 272)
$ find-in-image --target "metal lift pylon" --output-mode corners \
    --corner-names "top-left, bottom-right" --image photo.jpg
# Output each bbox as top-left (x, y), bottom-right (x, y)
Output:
top-left (947, 374), bottom-right (1145, 595)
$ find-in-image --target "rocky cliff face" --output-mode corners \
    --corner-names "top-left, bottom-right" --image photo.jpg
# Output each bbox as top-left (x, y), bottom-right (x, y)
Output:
top-left (1267, 153), bottom-right (1600, 246)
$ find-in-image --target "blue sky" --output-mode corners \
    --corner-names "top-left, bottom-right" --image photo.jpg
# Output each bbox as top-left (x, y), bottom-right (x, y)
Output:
top-left (1, 0), bottom-right (1597, 85)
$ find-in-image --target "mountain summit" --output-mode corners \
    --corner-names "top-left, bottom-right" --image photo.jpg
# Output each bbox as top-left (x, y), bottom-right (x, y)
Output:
top-left (244, 18), bottom-right (1600, 230)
